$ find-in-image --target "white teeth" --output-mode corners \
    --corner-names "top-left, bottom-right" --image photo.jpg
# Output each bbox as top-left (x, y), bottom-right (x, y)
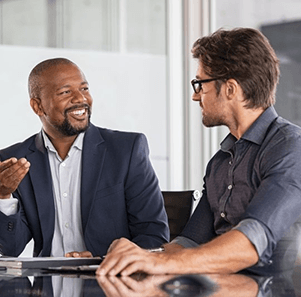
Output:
top-left (72, 109), bottom-right (85, 115)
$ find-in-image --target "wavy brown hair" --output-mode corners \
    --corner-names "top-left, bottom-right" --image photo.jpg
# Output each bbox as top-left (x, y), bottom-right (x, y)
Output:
top-left (192, 28), bottom-right (280, 109)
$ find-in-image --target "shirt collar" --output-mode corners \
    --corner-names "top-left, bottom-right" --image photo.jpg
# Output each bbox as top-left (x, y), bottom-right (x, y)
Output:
top-left (42, 130), bottom-right (85, 154)
top-left (241, 106), bottom-right (278, 144)
top-left (220, 106), bottom-right (278, 151)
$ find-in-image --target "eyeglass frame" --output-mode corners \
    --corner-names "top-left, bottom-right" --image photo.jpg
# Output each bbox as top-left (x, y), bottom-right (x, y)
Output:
top-left (191, 77), bottom-right (226, 94)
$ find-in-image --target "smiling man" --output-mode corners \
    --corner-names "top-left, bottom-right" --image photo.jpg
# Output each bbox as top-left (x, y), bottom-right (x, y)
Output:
top-left (0, 58), bottom-right (169, 257)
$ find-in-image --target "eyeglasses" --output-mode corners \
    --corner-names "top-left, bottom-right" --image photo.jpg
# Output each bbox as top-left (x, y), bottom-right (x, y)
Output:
top-left (191, 78), bottom-right (224, 93)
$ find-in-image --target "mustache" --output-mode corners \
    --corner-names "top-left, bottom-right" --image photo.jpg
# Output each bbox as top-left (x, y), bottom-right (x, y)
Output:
top-left (64, 104), bottom-right (91, 116)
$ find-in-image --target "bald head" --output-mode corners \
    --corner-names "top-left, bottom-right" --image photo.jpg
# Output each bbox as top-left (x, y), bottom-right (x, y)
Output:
top-left (28, 58), bottom-right (77, 99)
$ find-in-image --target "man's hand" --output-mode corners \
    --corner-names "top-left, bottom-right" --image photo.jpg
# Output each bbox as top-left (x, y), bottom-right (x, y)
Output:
top-left (0, 157), bottom-right (30, 199)
top-left (96, 238), bottom-right (172, 276)
top-left (65, 251), bottom-right (93, 258)
top-left (96, 231), bottom-right (259, 276)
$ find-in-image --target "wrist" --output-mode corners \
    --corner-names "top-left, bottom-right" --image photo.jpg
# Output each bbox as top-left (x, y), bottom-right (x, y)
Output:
top-left (147, 247), bottom-right (165, 253)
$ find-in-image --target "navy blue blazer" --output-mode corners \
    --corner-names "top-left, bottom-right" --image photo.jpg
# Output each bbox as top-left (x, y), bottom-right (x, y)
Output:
top-left (0, 124), bottom-right (169, 257)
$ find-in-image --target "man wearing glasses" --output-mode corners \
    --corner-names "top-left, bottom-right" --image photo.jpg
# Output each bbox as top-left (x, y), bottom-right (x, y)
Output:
top-left (97, 27), bottom-right (301, 275)
top-left (0, 58), bottom-right (169, 258)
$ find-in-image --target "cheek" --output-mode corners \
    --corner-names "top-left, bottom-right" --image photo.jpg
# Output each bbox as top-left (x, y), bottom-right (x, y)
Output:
top-left (201, 96), bottom-right (211, 108)
top-left (86, 96), bottom-right (93, 105)
top-left (46, 104), bottom-right (67, 118)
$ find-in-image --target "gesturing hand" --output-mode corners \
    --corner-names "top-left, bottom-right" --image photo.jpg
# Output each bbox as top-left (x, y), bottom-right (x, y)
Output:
top-left (0, 157), bottom-right (30, 199)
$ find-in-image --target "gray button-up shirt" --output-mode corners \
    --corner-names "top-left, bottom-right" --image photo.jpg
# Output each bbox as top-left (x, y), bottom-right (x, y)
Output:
top-left (174, 106), bottom-right (301, 271)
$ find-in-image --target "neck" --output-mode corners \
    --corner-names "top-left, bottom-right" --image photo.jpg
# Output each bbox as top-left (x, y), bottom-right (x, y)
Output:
top-left (228, 107), bottom-right (265, 139)
top-left (46, 133), bottom-right (77, 160)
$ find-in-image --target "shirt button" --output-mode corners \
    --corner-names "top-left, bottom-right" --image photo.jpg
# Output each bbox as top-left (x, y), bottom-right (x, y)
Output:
top-left (221, 212), bottom-right (226, 218)
top-left (61, 162), bottom-right (66, 167)
top-left (229, 161), bottom-right (232, 165)
top-left (65, 223), bottom-right (69, 228)
top-left (228, 184), bottom-right (232, 190)
top-left (63, 193), bottom-right (68, 197)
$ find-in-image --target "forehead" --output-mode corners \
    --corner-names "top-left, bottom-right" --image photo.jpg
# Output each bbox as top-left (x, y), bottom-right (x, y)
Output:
top-left (195, 61), bottom-right (206, 78)
top-left (41, 63), bottom-right (87, 88)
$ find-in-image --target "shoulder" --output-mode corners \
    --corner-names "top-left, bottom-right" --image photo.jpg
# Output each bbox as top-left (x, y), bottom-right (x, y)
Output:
top-left (91, 125), bottom-right (148, 145)
top-left (85, 125), bottom-right (151, 160)
top-left (265, 116), bottom-right (301, 148)
top-left (0, 134), bottom-right (38, 159)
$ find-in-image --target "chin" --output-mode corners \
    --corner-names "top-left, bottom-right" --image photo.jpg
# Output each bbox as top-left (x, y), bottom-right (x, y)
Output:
top-left (58, 118), bottom-right (90, 136)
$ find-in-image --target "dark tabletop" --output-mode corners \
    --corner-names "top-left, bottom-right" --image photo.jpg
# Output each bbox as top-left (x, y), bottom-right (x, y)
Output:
top-left (0, 264), bottom-right (301, 296)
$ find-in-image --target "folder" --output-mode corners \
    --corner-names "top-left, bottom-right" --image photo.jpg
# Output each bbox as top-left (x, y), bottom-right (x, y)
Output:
top-left (0, 257), bottom-right (102, 270)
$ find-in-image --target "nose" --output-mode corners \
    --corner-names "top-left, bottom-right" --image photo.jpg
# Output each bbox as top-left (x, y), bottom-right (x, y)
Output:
top-left (192, 92), bottom-right (201, 102)
top-left (71, 90), bottom-right (87, 103)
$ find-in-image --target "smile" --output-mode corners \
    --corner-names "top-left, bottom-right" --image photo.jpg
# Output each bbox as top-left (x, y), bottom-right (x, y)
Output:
top-left (71, 109), bottom-right (86, 116)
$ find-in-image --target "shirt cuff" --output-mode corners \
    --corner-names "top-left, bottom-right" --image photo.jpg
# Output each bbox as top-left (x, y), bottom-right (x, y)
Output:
top-left (171, 236), bottom-right (199, 248)
top-left (233, 218), bottom-right (268, 258)
top-left (0, 196), bottom-right (18, 216)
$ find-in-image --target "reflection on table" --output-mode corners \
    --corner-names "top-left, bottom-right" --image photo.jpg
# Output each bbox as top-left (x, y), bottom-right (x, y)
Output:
top-left (0, 265), bottom-right (300, 296)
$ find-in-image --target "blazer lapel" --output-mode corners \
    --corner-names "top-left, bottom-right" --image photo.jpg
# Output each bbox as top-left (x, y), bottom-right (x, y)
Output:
top-left (27, 132), bottom-right (55, 256)
top-left (81, 124), bottom-right (106, 232)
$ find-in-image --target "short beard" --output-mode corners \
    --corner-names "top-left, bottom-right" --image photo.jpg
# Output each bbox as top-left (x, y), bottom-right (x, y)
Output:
top-left (202, 116), bottom-right (224, 128)
top-left (56, 105), bottom-right (91, 136)
top-left (56, 115), bottom-right (91, 136)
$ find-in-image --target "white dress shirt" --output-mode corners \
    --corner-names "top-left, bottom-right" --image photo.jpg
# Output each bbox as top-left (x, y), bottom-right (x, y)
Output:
top-left (42, 130), bottom-right (87, 256)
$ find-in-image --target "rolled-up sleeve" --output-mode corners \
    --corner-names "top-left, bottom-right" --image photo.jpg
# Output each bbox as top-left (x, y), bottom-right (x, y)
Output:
top-left (233, 219), bottom-right (268, 259)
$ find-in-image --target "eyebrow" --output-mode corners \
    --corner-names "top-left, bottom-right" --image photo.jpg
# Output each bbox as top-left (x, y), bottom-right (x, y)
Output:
top-left (56, 81), bottom-right (89, 92)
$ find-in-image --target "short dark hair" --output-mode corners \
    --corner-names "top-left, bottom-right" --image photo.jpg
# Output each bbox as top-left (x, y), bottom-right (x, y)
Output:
top-left (192, 28), bottom-right (280, 109)
top-left (28, 58), bottom-right (76, 98)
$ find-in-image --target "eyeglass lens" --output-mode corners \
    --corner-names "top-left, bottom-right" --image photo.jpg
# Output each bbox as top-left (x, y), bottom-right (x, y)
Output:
top-left (192, 80), bottom-right (202, 93)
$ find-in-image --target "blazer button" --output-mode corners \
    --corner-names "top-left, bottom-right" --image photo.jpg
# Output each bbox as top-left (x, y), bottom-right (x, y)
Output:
top-left (7, 222), bottom-right (14, 231)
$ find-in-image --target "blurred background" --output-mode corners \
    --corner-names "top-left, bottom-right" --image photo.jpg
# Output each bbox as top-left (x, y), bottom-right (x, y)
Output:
top-left (0, 0), bottom-right (300, 255)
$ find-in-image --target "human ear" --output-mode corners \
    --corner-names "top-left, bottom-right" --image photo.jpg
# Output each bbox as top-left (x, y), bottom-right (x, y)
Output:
top-left (30, 98), bottom-right (44, 116)
top-left (225, 79), bottom-right (239, 98)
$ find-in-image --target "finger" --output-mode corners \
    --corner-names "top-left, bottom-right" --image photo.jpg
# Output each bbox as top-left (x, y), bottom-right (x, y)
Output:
top-left (98, 243), bottom-right (148, 276)
top-left (0, 158), bottom-right (29, 172)
top-left (107, 253), bottom-right (146, 276)
top-left (107, 238), bottom-right (137, 254)
top-left (0, 158), bottom-right (18, 171)
top-left (0, 160), bottom-right (31, 197)
top-left (0, 158), bottom-right (30, 180)
top-left (97, 253), bottom-right (122, 275)
top-left (97, 276), bottom-right (121, 297)
top-left (78, 251), bottom-right (93, 258)
top-left (65, 251), bottom-right (93, 258)
top-left (120, 276), bottom-right (143, 291)
top-left (107, 239), bottom-right (120, 253)
top-left (107, 276), bottom-right (134, 296)
top-left (120, 261), bottom-right (147, 276)
top-left (65, 252), bottom-right (76, 257)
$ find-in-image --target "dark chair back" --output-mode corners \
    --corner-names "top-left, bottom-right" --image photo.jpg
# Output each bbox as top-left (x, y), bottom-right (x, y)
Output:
top-left (162, 190), bottom-right (200, 241)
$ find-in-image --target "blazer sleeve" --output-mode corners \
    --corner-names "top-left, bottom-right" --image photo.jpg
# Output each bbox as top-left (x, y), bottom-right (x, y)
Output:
top-left (123, 133), bottom-right (169, 248)
top-left (0, 153), bottom-right (35, 256)
top-left (0, 195), bottom-right (33, 256)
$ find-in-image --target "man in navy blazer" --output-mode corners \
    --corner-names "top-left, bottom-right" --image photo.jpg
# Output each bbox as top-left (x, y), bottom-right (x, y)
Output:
top-left (0, 58), bottom-right (169, 257)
